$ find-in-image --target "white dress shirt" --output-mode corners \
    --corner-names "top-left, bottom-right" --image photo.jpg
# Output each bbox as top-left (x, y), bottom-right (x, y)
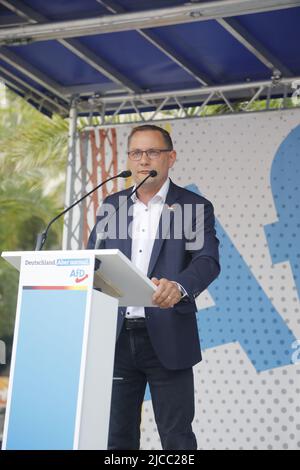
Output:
top-left (126, 178), bottom-right (170, 318)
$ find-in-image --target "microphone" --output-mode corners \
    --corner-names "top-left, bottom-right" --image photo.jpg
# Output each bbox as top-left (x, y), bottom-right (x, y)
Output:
top-left (127, 169), bottom-right (157, 200)
top-left (112, 169), bottom-right (158, 214)
top-left (35, 170), bottom-right (132, 251)
top-left (94, 170), bottom-right (158, 249)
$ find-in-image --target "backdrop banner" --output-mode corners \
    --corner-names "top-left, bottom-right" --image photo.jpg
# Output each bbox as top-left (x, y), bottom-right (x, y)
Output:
top-left (79, 109), bottom-right (300, 450)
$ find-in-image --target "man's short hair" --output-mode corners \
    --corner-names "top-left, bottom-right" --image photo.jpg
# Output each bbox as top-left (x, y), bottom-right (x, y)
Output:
top-left (127, 124), bottom-right (173, 150)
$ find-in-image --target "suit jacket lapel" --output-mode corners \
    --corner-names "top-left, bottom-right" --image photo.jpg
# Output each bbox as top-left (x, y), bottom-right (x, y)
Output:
top-left (147, 180), bottom-right (180, 278)
top-left (117, 187), bottom-right (133, 261)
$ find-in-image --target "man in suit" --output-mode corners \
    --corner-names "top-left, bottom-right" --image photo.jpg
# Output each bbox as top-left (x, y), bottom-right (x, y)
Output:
top-left (88, 124), bottom-right (220, 450)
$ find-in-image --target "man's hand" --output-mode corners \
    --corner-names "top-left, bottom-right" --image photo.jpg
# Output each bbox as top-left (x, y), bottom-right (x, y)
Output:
top-left (151, 277), bottom-right (182, 308)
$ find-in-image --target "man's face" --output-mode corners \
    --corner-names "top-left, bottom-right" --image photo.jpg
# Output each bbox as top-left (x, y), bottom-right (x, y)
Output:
top-left (127, 130), bottom-right (176, 188)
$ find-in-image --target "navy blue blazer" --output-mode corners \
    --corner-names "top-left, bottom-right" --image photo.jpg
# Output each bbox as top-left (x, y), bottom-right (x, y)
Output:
top-left (87, 179), bottom-right (220, 370)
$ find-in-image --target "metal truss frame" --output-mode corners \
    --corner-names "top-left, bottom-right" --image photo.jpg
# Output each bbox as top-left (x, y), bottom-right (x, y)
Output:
top-left (78, 75), bottom-right (300, 126)
top-left (0, 1), bottom-right (299, 45)
top-left (62, 99), bottom-right (121, 249)
top-left (0, 0), bottom-right (142, 93)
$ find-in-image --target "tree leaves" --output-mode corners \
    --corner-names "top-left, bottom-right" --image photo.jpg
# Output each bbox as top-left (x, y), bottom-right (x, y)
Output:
top-left (0, 88), bottom-right (67, 340)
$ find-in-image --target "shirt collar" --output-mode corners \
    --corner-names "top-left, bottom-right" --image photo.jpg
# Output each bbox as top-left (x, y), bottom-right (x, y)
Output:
top-left (131, 177), bottom-right (170, 205)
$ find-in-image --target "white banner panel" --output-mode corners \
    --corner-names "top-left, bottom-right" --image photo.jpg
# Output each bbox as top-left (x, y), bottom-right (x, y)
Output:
top-left (79, 109), bottom-right (300, 450)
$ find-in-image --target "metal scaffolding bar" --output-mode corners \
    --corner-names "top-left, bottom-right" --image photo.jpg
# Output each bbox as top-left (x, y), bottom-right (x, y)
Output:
top-left (76, 76), bottom-right (300, 126)
top-left (217, 18), bottom-right (293, 77)
top-left (98, 0), bottom-right (213, 86)
top-left (77, 76), bottom-right (300, 110)
top-left (0, 47), bottom-right (68, 102)
top-left (0, 0), bottom-right (299, 45)
top-left (0, 64), bottom-right (69, 113)
top-left (1, 0), bottom-right (141, 93)
top-left (62, 100), bottom-right (79, 249)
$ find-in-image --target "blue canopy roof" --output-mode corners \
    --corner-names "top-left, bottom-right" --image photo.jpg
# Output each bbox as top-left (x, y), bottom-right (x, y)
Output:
top-left (0, 0), bottom-right (299, 116)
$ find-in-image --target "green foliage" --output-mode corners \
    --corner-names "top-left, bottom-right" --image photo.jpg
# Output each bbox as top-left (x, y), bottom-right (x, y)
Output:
top-left (0, 88), bottom-right (68, 344)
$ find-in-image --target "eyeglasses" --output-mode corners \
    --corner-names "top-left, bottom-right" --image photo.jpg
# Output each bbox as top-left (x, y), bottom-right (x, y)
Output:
top-left (127, 148), bottom-right (172, 161)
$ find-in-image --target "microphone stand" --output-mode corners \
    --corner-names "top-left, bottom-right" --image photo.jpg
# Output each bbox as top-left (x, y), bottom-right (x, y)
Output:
top-left (35, 170), bottom-right (132, 251)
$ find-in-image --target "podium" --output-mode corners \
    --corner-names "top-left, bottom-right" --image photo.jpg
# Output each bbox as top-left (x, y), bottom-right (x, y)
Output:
top-left (1, 249), bottom-right (156, 450)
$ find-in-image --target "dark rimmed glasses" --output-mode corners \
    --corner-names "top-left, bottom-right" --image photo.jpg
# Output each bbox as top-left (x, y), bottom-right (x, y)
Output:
top-left (127, 148), bottom-right (172, 161)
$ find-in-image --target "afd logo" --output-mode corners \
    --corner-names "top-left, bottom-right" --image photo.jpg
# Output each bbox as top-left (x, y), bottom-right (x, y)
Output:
top-left (186, 124), bottom-right (300, 373)
top-left (70, 269), bottom-right (88, 283)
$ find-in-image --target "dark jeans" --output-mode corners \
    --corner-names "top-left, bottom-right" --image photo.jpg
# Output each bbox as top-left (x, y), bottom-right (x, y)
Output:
top-left (108, 321), bottom-right (197, 450)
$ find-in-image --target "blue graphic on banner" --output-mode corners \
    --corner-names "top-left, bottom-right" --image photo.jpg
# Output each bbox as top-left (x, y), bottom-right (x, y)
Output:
top-left (145, 127), bottom-right (299, 401)
top-left (186, 182), bottom-right (295, 373)
top-left (264, 124), bottom-right (300, 299)
top-left (185, 125), bottom-right (300, 373)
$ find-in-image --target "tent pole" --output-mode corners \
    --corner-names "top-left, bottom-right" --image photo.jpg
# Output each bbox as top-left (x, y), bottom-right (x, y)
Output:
top-left (62, 97), bottom-right (78, 249)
